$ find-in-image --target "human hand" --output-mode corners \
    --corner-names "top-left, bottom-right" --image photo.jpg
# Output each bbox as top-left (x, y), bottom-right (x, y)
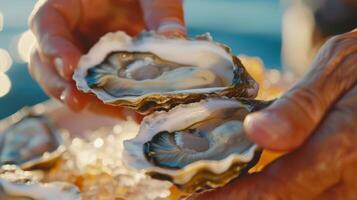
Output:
top-left (28, 0), bottom-right (185, 116)
top-left (194, 30), bottom-right (357, 199)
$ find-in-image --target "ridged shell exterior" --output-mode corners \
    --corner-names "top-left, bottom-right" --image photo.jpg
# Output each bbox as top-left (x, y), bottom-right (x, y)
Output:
top-left (74, 31), bottom-right (258, 113)
top-left (0, 107), bottom-right (65, 170)
top-left (0, 165), bottom-right (81, 200)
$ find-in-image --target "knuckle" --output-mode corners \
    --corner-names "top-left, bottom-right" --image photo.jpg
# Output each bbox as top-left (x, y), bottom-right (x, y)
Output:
top-left (291, 86), bottom-right (320, 105)
top-left (38, 34), bottom-right (67, 57)
top-left (313, 32), bottom-right (357, 93)
top-left (326, 36), bottom-right (344, 54)
top-left (326, 32), bottom-right (356, 53)
top-left (328, 35), bottom-right (340, 44)
top-left (287, 86), bottom-right (322, 121)
top-left (38, 33), bottom-right (51, 49)
top-left (29, 0), bottom-right (48, 31)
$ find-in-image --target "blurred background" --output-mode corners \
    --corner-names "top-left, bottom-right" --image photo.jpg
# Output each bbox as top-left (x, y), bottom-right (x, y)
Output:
top-left (0, 0), bottom-right (47, 119)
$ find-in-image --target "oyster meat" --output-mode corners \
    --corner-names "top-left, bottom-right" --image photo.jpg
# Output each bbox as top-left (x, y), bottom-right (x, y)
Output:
top-left (0, 109), bottom-right (65, 170)
top-left (0, 165), bottom-right (81, 200)
top-left (74, 31), bottom-right (257, 113)
top-left (123, 98), bottom-right (271, 193)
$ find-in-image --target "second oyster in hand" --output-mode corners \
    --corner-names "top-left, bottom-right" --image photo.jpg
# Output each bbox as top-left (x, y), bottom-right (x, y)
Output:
top-left (74, 31), bottom-right (257, 113)
top-left (123, 98), bottom-right (270, 193)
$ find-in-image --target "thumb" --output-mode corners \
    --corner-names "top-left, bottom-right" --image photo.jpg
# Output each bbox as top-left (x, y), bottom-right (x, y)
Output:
top-left (244, 88), bottom-right (324, 151)
top-left (244, 31), bottom-right (357, 151)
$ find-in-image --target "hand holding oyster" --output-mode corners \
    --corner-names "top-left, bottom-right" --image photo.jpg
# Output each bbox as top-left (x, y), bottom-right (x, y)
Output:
top-left (1, 29), bottom-right (282, 198)
top-left (73, 31), bottom-right (273, 194)
top-left (123, 98), bottom-right (271, 193)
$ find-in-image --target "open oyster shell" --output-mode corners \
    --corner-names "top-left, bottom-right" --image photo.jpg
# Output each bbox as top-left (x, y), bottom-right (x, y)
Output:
top-left (0, 165), bottom-right (81, 200)
top-left (74, 31), bottom-right (258, 113)
top-left (0, 108), bottom-right (65, 170)
top-left (123, 98), bottom-right (271, 193)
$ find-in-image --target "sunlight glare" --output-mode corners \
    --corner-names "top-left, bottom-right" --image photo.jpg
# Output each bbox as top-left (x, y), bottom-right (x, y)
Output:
top-left (0, 12), bottom-right (3, 31)
top-left (0, 49), bottom-right (13, 73)
top-left (17, 30), bottom-right (36, 63)
top-left (0, 73), bottom-right (11, 97)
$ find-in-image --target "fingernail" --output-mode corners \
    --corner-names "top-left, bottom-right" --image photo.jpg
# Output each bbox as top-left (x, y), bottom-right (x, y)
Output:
top-left (244, 111), bottom-right (291, 145)
top-left (157, 19), bottom-right (186, 37)
top-left (54, 57), bottom-right (66, 79)
top-left (60, 88), bottom-right (84, 112)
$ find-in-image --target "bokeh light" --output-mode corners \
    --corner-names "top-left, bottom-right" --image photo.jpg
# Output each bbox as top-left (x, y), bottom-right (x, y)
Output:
top-left (17, 30), bottom-right (36, 63)
top-left (0, 12), bottom-right (3, 31)
top-left (0, 73), bottom-right (11, 97)
top-left (268, 69), bottom-right (282, 84)
top-left (0, 49), bottom-right (12, 73)
top-left (94, 138), bottom-right (104, 148)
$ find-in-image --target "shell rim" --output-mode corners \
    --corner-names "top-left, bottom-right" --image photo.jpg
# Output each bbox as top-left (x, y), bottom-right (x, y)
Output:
top-left (73, 31), bottom-right (257, 113)
top-left (0, 107), bottom-right (65, 170)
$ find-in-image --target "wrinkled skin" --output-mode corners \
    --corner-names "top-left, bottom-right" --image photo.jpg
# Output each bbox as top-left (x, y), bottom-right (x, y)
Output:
top-left (194, 30), bottom-right (357, 200)
top-left (28, 0), bottom-right (185, 118)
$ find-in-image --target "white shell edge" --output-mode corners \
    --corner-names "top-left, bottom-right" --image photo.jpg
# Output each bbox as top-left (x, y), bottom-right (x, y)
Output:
top-left (73, 31), bottom-right (236, 104)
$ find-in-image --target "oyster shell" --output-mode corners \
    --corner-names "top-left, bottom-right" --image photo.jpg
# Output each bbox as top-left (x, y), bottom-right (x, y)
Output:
top-left (74, 31), bottom-right (258, 113)
top-left (0, 165), bottom-right (81, 200)
top-left (0, 108), bottom-right (65, 170)
top-left (123, 98), bottom-right (271, 193)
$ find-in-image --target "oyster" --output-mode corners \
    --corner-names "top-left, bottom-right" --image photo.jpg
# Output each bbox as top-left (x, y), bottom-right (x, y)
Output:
top-left (74, 31), bottom-right (258, 113)
top-left (123, 98), bottom-right (271, 193)
top-left (0, 165), bottom-right (81, 200)
top-left (0, 108), bottom-right (65, 170)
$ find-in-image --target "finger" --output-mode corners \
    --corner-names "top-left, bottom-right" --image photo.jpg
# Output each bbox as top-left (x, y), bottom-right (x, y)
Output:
top-left (139, 0), bottom-right (186, 35)
top-left (244, 31), bottom-right (357, 151)
top-left (60, 83), bottom-right (87, 112)
top-left (45, 37), bottom-right (82, 81)
top-left (29, 48), bottom-right (68, 100)
top-left (29, 0), bottom-right (82, 80)
top-left (195, 85), bottom-right (357, 200)
top-left (156, 19), bottom-right (186, 37)
top-left (59, 81), bottom-right (143, 121)
top-left (29, 48), bottom-right (87, 112)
